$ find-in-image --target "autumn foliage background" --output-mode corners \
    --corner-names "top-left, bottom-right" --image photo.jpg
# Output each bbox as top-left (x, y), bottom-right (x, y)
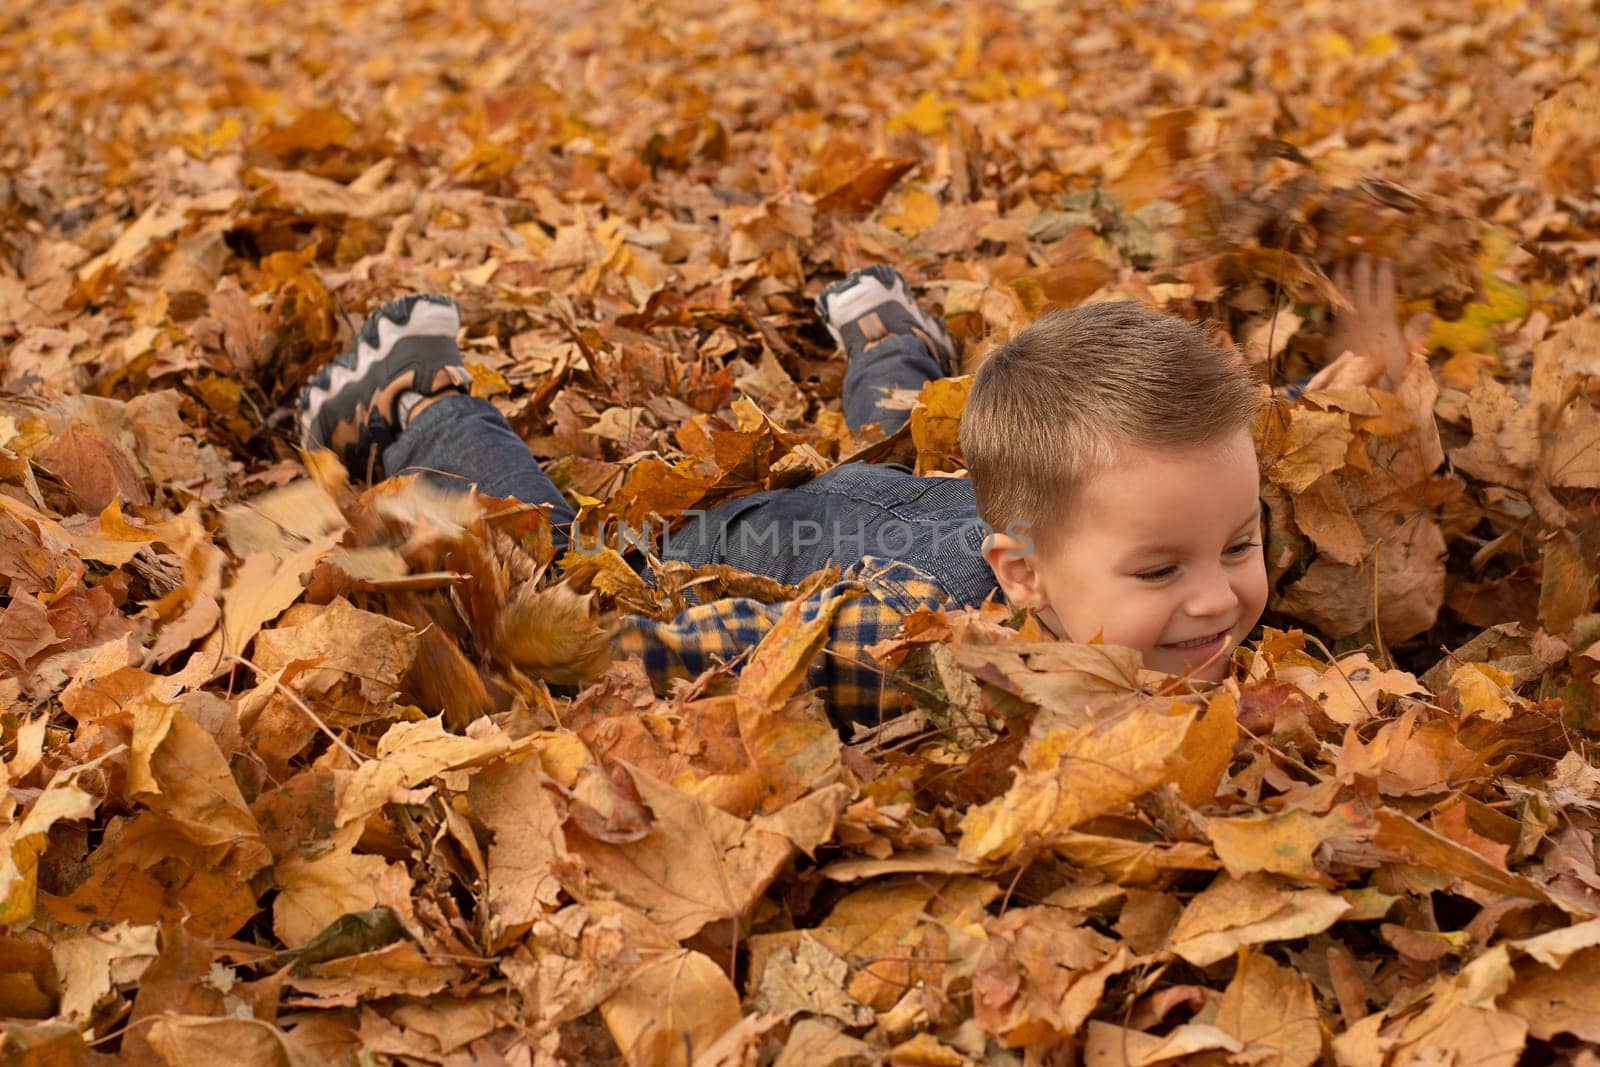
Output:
top-left (4, 0), bottom-right (1600, 1063)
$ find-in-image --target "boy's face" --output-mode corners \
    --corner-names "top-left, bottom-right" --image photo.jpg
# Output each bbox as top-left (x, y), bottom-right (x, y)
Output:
top-left (986, 428), bottom-right (1267, 681)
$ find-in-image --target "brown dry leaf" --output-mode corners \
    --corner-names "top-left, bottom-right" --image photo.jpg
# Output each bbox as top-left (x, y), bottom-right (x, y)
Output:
top-left (1291, 474), bottom-right (1368, 565)
top-left (1172, 688), bottom-right (1238, 806)
top-left (467, 754), bottom-right (571, 949)
top-left (1543, 397), bottom-right (1600, 488)
top-left (1448, 661), bottom-right (1517, 720)
top-left (75, 204), bottom-right (186, 291)
top-left (751, 876), bottom-right (997, 1012)
top-left (35, 428), bottom-right (150, 513)
top-left (1530, 313), bottom-right (1600, 415)
top-left (819, 847), bottom-right (981, 882)
top-left (1114, 890), bottom-right (1182, 955)
top-left (909, 376), bottom-right (970, 475)
top-left (4, 714), bottom-right (47, 785)
top-left (1169, 873), bottom-right (1350, 967)
top-left (1208, 801), bottom-right (1373, 884)
top-left (1083, 1020), bottom-right (1243, 1066)
top-left (1335, 707), bottom-right (1487, 797)
top-left (1448, 375), bottom-right (1541, 485)
top-left (1396, 1004), bottom-right (1527, 1067)
top-left (1264, 408), bottom-right (1353, 493)
top-left (943, 277), bottom-right (1029, 335)
top-left (1275, 653), bottom-right (1424, 727)
top-left (885, 1031), bottom-right (972, 1066)
top-left (1244, 308), bottom-right (1304, 367)
top-left (755, 782), bottom-right (851, 856)
top-left (39, 826), bottom-right (265, 937)
top-left (124, 391), bottom-right (235, 495)
top-left (1539, 532), bottom-right (1597, 635)
top-left (384, 997), bottom-right (507, 1059)
top-left (565, 763), bottom-right (797, 940)
top-left (1531, 74), bottom-right (1600, 196)
top-left (812, 156), bottom-right (920, 214)
top-left (252, 597), bottom-right (418, 705)
top-left (0, 492), bottom-right (149, 567)
top-left (0, 592), bottom-right (57, 670)
top-left (120, 925), bottom-right (226, 1064)
top-left (283, 940), bottom-right (464, 1003)
top-left (1500, 947), bottom-right (1600, 1043)
top-left (336, 716), bottom-right (527, 828)
top-left (1274, 514), bottom-right (1447, 642)
top-left (1388, 954), bottom-right (1527, 1067)
top-left (1511, 917), bottom-right (1600, 967)
top-left (250, 166), bottom-right (413, 220)
top-left (220, 535), bottom-right (343, 660)
top-left (748, 933), bottom-right (871, 1026)
top-left (949, 640), bottom-right (1144, 717)
top-left (598, 948), bottom-right (741, 1067)
top-left (145, 1015), bottom-right (312, 1067)
top-left (736, 587), bottom-right (859, 716)
top-left (971, 905), bottom-right (1130, 1046)
top-left (771, 1019), bottom-right (877, 1067)
top-left (272, 824), bottom-right (411, 949)
top-left (734, 587), bottom-right (856, 808)
top-left (51, 923), bottom-right (159, 1025)
top-left (0, 1022), bottom-right (117, 1065)
top-left (0, 764), bottom-right (100, 925)
top-left (130, 701), bottom-right (271, 874)
top-left (1214, 949), bottom-right (1322, 1067)
top-left (957, 698), bottom-right (1195, 863)
top-left (496, 581), bottom-right (616, 685)
top-left (1053, 832), bottom-right (1220, 885)
top-left (398, 599), bottom-right (496, 732)
top-left (1371, 809), bottom-right (1549, 903)
top-left (1328, 1015), bottom-right (1388, 1067)
top-left (221, 480), bottom-right (348, 558)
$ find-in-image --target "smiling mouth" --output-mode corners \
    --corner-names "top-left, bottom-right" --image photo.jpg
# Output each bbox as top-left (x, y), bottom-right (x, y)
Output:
top-left (1162, 629), bottom-right (1231, 650)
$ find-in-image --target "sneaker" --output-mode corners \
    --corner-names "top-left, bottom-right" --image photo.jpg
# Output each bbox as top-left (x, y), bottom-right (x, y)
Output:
top-left (814, 264), bottom-right (962, 375)
top-left (297, 294), bottom-right (472, 476)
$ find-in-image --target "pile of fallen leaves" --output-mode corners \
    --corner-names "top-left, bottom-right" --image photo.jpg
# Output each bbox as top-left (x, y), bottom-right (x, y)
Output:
top-left (5, 0), bottom-right (1600, 1062)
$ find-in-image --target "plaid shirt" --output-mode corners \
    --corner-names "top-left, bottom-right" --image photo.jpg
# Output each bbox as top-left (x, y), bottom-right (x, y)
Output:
top-left (612, 555), bottom-right (962, 728)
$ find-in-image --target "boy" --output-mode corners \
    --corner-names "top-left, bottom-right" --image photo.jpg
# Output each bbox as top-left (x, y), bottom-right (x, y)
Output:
top-left (299, 266), bottom-right (1319, 726)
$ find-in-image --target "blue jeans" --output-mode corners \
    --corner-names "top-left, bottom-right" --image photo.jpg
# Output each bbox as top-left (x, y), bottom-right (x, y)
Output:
top-left (382, 335), bottom-right (998, 608)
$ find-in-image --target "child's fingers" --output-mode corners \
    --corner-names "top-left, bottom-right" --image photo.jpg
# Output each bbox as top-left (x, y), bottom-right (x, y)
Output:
top-left (1350, 253), bottom-right (1372, 309)
top-left (1372, 257), bottom-right (1398, 316)
top-left (1403, 311), bottom-right (1432, 346)
top-left (1331, 258), bottom-right (1351, 299)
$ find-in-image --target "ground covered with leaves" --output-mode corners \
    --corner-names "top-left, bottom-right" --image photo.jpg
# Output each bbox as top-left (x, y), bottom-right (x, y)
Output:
top-left (4, 0), bottom-right (1600, 1063)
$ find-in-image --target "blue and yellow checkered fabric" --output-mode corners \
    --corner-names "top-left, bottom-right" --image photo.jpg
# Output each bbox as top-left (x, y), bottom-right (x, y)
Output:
top-left (612, 556), bottom-right (962, 728)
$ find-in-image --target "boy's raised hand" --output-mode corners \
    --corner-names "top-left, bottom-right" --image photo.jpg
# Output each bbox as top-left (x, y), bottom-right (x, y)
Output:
top-left (1308, 254), bottom-right (1430, 392)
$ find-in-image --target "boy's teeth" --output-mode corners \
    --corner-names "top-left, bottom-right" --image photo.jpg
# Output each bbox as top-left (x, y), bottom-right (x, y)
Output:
top-left (1172, 632), bottom-right (1221, 648)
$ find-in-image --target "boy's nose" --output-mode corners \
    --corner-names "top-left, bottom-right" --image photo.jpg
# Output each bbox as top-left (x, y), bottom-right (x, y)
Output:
top-left (1186, 570), bottom-right (1241, 619)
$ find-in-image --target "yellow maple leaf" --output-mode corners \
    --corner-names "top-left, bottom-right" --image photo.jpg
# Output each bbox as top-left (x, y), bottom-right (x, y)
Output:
top-left (891, 90), bottom-right (955, 135)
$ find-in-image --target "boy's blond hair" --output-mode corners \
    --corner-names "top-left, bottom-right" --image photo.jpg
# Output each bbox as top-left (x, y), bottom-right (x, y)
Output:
top-left (960, 302), bottom-right (1262, 550)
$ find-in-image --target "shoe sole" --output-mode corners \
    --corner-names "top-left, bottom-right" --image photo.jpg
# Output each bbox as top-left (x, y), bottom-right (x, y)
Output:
top-left (816, 266), bottom-right (960, 374)
top-left (299, 296), bottom-right (460, 452)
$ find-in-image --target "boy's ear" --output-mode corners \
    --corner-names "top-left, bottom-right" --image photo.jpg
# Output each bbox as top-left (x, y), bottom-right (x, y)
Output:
top-left (983, 533), bottom-right (1048, 610)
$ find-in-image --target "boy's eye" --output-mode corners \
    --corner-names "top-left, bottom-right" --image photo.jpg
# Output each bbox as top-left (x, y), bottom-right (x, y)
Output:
top-left (1134, 540), bottom-right (1258, 581)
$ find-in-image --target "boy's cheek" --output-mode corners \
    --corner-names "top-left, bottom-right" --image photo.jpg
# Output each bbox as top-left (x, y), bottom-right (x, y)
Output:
top-left (1243, 568), bottom-right (1270, 629)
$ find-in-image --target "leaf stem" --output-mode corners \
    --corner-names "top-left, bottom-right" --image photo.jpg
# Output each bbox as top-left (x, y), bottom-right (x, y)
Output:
top-left (230, 653), bottom-right (367, 764)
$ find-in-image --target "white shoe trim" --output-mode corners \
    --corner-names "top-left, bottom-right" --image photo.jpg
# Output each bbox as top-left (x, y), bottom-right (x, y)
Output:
top-left (820, 272), bottom-right (956, 363)
top-left (821, 273), bottom-right (910, 331)
top-left (302, 300), bottom-right (460, 415)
